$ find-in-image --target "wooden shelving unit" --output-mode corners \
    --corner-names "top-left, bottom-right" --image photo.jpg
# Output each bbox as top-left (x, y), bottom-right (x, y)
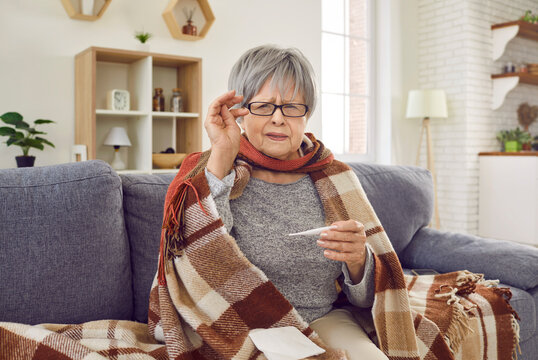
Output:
top-left (162, 0), bottom-right (215, 41)
top-left (75, 47), bottom-right (202, 172)
top-left (491, 20), bottom-right (538, 109)
top-left (61, 0), bottom-right (111, 21)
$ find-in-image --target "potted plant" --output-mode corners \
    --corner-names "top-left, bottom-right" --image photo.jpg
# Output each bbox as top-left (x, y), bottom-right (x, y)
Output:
top-left (497, 127), bottom-right (532, 152)
top-left (0, 112), bottom-right (55, 167)
top-left (519, 129), bottom-right (532, 150)
top-left (496, 130), bottom-right (509, 151)
top-left (134, 31), bottom-right (152, 51)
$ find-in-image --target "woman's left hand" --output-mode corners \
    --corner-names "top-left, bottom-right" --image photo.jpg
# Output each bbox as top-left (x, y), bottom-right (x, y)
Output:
top-left (317, 220), bottom-right (367, 284)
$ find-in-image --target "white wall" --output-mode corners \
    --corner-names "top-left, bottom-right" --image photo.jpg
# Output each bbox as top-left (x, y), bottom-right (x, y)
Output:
top-left (390, 0), bottom-right (420, 166)
top-left (0, 0), bottom-right (321, 169)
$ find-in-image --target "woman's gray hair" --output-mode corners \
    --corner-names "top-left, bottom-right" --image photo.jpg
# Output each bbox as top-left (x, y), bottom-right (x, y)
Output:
top-left (228, 45), bottom-right (318, 119)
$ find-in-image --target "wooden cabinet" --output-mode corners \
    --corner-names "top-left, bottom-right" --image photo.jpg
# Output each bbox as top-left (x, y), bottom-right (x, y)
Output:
top-left (75, 47), bottom-right (202, 173)
top-left (478, 153), bottom-right (538, 246)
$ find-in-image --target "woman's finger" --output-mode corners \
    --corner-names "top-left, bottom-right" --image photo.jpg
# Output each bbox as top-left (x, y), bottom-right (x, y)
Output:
top-left (229, 108), bottom-right (249, 118)
top-left (224, 96), bottom-right (244, 109)
top-left (220, 105), bottom-right (243, 127)
top-left (331, 220), bottom-right (364, 233)
top-left (317, 239), bottom-right (354, 252)
top-left (320, 230), bottom-right (364, 243)
top-left (323, 250), bottom-right (356, 262)
top-left (207, 91), bottom-right (238, 116)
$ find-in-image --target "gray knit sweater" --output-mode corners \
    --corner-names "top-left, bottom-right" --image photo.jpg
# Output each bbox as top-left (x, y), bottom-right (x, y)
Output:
top-left (205, 168), bottom-right (375, 324)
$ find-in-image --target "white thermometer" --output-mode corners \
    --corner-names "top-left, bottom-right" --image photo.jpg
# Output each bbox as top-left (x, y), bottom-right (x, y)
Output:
top-left (288, 225), bottom-right (337, 237)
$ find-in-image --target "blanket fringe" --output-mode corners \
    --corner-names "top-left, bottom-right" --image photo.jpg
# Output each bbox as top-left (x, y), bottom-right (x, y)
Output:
top-left (158, 179), bottom-right (208, 286)
top-left (511, 315), bottom-right (521, 360)
top-left (435, 286), bottom-right (474, 354)
top-left (456, 271), bottom-right (521, 359)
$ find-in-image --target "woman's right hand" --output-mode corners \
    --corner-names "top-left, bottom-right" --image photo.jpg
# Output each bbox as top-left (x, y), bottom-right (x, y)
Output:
top-left (205, 90), bottom-right (249, 179)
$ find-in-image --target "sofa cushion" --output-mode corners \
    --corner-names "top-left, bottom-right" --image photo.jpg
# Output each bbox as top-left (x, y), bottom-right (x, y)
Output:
top-left (347, 162), bottom-right (433, 255)
top-left (0, 160), bottom-right (133, 324)
top-left (121, 173), bottom-right (175, 323)
top-left (505, 285), bottom-right (536, 343)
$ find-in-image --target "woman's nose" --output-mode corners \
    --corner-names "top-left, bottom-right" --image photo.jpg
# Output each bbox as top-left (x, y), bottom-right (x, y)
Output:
top-left (271, 107), bottom-right (286, 125)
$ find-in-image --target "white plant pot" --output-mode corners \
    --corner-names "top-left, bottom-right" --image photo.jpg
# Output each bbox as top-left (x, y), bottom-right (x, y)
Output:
top-left (81, 0), bottom-right (95, 16)
top-left (137, 43), bottom-right (150, 52)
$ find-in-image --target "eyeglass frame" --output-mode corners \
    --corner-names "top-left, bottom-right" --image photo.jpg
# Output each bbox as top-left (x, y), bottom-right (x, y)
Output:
top-left (244, 102), bottom-right (309, 118)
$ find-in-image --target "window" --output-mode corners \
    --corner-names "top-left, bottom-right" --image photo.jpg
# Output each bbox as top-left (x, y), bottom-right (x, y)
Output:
top-left (321, 0), bottom-right (373, 159)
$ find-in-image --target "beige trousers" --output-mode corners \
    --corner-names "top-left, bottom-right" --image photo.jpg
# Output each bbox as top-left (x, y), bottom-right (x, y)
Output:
top-left (310, 309), bottom-right (388, 360)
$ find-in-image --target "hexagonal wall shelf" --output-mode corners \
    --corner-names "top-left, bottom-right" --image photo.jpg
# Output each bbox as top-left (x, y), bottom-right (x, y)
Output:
top-left (162, 0), bottom-right (215, 41)
top-left (61, 0), bottom-right (111, 21)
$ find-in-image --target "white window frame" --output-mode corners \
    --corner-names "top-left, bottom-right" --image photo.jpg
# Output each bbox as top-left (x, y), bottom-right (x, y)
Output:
top-left (321, 0), bottom-right (376, 163)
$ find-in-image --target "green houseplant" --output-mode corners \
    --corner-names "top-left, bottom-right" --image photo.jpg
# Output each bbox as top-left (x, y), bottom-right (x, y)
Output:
top-left (496, 127), bottom-right (532, 152)
top-left (0, 112), bottom-right (55, 167)
top-left (134, 31), bottom-right (152, 44)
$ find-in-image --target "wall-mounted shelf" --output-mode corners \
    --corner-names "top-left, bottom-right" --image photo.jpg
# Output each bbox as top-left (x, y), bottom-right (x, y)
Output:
top-left (491, 20), bottom-right (538, 109)
top-left (162, 0), bottom-right (215, 41)
top-left (491, 20), bottom-right (538, 60)
top-left (61, 0), bottom-right (111, 21)
top-left (75, 47), bottom-right (202, 172)
top-left (491, 73), bottom-right (538, 109)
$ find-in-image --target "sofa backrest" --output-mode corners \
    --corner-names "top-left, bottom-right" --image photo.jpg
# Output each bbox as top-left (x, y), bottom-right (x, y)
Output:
top-left (120, 172), bottom-right (175, 323)
top-left (122, 161), bottom-right (434, 323)
top-left (346, 162), bottom-right (433, 254)
top-left (0, 160), bottom-right (133, 325)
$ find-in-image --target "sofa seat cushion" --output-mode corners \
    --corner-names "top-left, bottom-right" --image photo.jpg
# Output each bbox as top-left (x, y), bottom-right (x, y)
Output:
top-left (121, 173), bottom-right (175, 323)
top-left (0, 160), bottom-right (133, 324)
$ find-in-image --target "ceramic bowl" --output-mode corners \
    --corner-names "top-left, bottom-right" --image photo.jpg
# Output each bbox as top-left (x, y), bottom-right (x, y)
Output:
top-left (152, 153), bottom-right (187, 169)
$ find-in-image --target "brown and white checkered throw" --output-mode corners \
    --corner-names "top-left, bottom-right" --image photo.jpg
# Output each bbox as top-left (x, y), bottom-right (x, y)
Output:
top-left (0, 135), bottom-right (519, 359)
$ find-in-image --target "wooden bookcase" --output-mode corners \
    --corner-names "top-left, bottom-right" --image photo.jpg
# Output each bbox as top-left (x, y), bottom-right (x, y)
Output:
top-left (75, 47), bottom-right (202, 172)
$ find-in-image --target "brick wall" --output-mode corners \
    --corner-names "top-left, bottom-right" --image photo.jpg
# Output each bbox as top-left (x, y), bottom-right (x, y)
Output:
top-left (417, 0), bottom-right (538, 234)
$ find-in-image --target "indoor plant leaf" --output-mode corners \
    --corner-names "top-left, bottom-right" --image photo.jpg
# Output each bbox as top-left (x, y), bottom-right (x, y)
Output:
top-left (0, 127), bottom-right (17, 136)
top-left (15, 121), bottom-right (30, 129)
top-left (23, 138), bottom-right (45, 151)
top-left (27, 128), bottom-right (46, 135)
top-left (0, 112), bottom-right (23, 125)
top-left (34, 119), bottom-right (55, 124)
top-left (6, 133), bottom-right (24, 146)
top-left (35, 137), bottom-right (55, 148)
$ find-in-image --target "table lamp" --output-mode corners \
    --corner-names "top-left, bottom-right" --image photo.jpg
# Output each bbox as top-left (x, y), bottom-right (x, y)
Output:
top-left (104, 127), bottom-right (131, 170)
top-left (406, 89), bottom-right (448, 229)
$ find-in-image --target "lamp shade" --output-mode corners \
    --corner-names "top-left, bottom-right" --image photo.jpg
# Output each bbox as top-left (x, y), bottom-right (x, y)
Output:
top-left (104, 127), bottom-right (131, 147)
top-left (406, 89), bottom-right (448, 119)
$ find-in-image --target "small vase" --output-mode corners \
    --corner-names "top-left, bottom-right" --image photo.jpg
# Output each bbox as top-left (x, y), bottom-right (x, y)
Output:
top-left (81, 0), bottom-right (95, 16)
top-left (16, 156), bottom-right (35, 168)
top-left (137, 43), bottom-right (150, 52)
top-left (182, 20), bottom-right (197, 36)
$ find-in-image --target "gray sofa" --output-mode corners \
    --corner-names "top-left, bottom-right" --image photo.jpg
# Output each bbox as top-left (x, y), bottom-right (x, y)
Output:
top-left (1, 160), bottom-right (537, 358)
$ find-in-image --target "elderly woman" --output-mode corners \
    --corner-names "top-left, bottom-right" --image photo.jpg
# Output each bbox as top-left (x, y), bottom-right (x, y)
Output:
top-left (156, 45), bottom-right (387, 359)
top-left (202, 45), bottom-right (385, 359)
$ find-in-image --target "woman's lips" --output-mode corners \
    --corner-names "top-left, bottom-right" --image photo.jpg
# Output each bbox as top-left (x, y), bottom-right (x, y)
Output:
top-left (266, 133), bottom-right (288, 141)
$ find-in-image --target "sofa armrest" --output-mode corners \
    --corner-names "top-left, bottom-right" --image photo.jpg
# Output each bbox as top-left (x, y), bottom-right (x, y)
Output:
top-left (400, 227), bottom-right (538, 290)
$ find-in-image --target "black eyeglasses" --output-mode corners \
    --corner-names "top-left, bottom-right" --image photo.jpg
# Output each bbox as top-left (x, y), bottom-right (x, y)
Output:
top-left (245, 102), bottom-right (309, 117)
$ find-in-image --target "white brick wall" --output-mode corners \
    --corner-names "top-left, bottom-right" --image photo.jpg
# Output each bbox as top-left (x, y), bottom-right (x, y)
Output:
top-left (417, 0), bottom-right (538, 235)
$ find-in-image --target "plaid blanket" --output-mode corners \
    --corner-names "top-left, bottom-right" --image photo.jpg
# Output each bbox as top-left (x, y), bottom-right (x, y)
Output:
top-left (0, 146), bottom-right (519, 359)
